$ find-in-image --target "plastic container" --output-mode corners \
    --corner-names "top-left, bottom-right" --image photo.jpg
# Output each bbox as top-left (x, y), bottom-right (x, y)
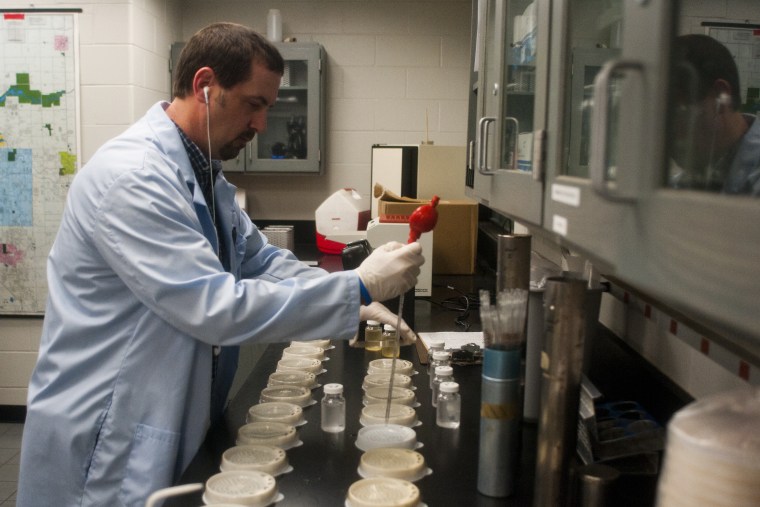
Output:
top-left (220, 444), bottom-right (291, 476)
top-left (203, 470), bottom-right (281, 506)
top-left (355, 424), bottom-right (420, 451)
top-left (358, 448), bottom-right (430, 482)
top-left (346, 477), bottom-right (422, 507)
top-left (266, 9), bottom-right (282, 42)
top-left (431, 366), bottom-right (454, 407)
top-left (236, 422), bottom-right (300, 449)
top-left (276, 357), bottom-right (323, 375)
top-left (363, 373), bottom-right (413, 391)
top-left (368, 359), bottom-right (415, 376)
top-left (364, 386), bottom-right (416, 407)
top-left (364, 320), bottom-right (383, 352)
top-left (259, 385), bottom-right (313, 407)
top-left (381, 324), bottom-right (398, 358)
top-left (360, 403), bottom-right (418, 428)
top-left (291, 338), bottom-right (332, 349)
top-left (436, 382), bottom-right (461, 429)
top-left (267, 370), bottom-right (317, 390)
top-left (282, 345), bottom-right (325, 361)
top-left (246, 402), bottom-right (305, 426)
top-left (428, 350), bottom-right (451, 388)
top-left (321, 383), bottom-right (346, 433)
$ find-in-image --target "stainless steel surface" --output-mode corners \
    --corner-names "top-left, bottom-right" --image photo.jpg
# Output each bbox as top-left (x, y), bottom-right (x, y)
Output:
top-left (534, 276), bottom-right (587, 507)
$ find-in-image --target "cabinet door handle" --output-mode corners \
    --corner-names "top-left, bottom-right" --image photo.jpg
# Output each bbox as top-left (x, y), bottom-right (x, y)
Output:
top-left (589, 59), bottom-right (643, 201)
top-left (477, 116), bottom-right (497, 175)
top-left (504, 116), bottom-right (519, 170)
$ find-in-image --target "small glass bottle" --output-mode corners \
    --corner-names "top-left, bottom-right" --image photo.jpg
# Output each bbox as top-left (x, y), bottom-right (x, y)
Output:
top-left (381, 324), bottom-right (398, 358)
top-left (431, 365), bottom-right (454, 407)
top-left (429, 350), bottom-right (451, 388)
top-left (436, 381), bottom-right (461, 429)
top-left (426, 338), bottom-right (445, 378)
top-left (364, 320), bottom-right (383, 352)
top-left (321, 383), bottom-right (345, 433)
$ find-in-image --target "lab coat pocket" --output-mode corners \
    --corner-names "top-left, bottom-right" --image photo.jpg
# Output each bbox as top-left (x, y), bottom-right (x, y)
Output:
top-left (233, 228), bottom-right (249, 278)
top-left (119, 423), bottom-right (180, 507)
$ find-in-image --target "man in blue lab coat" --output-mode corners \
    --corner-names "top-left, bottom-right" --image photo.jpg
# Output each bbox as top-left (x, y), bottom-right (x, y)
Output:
top-left (17, 22), bottom-right (424, 507)
top-left (670, 34), bottom-right (760, 195)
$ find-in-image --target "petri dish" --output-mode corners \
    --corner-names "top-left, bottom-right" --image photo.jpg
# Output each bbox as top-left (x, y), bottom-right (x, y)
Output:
top-left (260, 385), bottom-right (313, 407)
top-left (282, 345), bottom-right (325, 361)
top-left (246, 402), bottom-right (305, 426)
top-left (236, 421), bottom-right (299, 449)
top-left (358, 448), bottom-right (429, 482)
top-left (291, 339), bottom-right (332, 349)
top-left (368, 359), bottom-right (415, 376)
top-left (220, 444), bottom-right (291, 476)
top-left (356, 424), bottom-right (418, 451)
top-left (276, 357), bottom-right (323, 375)
top-left (268, 370), bottom-right (317, 389)
top-left (203, 470), bottom-right (279, 507)
top-left (363, 373), bottom-right (413, 391)
top-left (364, 387), bottom-right (416, 407)
top-left (360, 404), bottom-right (418, 428)
top-left (346, 477), bottom-right (421, 507)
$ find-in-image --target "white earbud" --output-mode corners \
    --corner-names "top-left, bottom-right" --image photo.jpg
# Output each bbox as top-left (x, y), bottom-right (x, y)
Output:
top-left (203, 86), bottom-right (209, 105)
top-left (716, 92), bottom-right (730, 113)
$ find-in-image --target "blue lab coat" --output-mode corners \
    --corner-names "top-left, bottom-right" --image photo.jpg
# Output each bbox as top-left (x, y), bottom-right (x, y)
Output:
top-left (17, 102), bottom-right (360, 506)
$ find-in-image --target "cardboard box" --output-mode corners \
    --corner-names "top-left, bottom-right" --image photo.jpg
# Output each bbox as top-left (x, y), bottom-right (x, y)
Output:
top-left (375, 187), bottom-right (478, 275)
top-left (366, 219), bottom-right (433, 296)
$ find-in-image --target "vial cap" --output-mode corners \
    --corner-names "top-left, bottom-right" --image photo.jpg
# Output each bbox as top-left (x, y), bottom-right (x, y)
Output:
top-left (432, 350), bottom-right (450, 360)
top-left (366, 320), bottom-right (381, 326)
top-left (427, 338), bottom-right (445, 348)
top-left (383, 324), bottom-right (396, 332)
top-left (439, 381), bottom-right (459, 393)
top-left (434, 365), bottom-right (454, 376)
top-left (324, 383), bottom-right (343, 395)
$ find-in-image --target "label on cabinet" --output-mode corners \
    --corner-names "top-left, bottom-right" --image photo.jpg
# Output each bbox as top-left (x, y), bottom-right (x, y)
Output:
top-left (552, 215), bottom-right (568, 236)
top-left (551, 184), bottom-right (581, 207)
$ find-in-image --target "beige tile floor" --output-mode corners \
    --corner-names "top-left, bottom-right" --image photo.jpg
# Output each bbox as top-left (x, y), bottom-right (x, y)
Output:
top-left (0, 423), bottom-right (21, 506)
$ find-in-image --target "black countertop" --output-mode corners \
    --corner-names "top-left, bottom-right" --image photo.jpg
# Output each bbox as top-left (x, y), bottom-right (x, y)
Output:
top-left (169, 271), bottom-right (692, 506)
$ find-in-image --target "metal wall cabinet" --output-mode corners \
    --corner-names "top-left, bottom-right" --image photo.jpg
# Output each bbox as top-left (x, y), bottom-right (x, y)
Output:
top-left (465, 0), bottom-right (550, 227)
top-left (544, 0), bottom-right (760, 349)
top-left (225, 42), bottom-right (325, 174)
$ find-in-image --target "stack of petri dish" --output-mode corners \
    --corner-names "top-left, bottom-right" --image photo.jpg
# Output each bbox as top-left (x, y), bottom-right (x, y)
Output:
top-left (656, 387), bottom-right (760, 507)
top-left (259, 385), bottom-right (314, 407)
top-left (362, 373), bottom-right (413, 391)
top-left (281, 344), bottom-right (325, 361)
top-left (236, 421), bottom-right (301, 450)
top-left (364, 386), bottom-right (417, 407)
top-left (355, 424), bottom-right (420, 451)
top-left (203, 470), bottom-right (283, 506)
top-left (220, 444), bottom-right (292, 477)
top-left (276, 356), bottom-right (324, 375)
top-left (268, 370), bottom-right (318, 390)
top-left (346, 477), bottom-right (425, 507)
top-left (357, 448), bottom-right (431, 482)
top-left (291, 338), bottom-right (332, 350)
top-left (368, 358), bottom-right (415, 376)
top-left (360, 403), bottom-right (419, 428)
top-left (246, 402), bottom-right (305, 427)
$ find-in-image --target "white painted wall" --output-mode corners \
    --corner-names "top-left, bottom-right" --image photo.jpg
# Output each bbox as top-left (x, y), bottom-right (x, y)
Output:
top-left (0, 0), bottom-right (182, 406)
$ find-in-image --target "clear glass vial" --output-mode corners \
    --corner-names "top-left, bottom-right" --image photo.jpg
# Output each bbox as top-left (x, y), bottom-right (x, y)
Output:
top-left (321, 383), bottom-right (345, 433)
top-left (426, 338), bottom-right (445, 378)
top-left (381, 324), bottom-right (398, 358)
top-left (429, 350), bottom-right (451, 388)
top-left (436, 381), bottom-right (461, 429)
top-left (365, 320), bottom-right (383, 352)
top-left (431, 365), bottom-right (454, 407)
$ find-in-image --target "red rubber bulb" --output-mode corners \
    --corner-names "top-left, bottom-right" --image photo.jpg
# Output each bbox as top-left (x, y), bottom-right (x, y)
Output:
top-left (408, 195), bottom-right (439, 243)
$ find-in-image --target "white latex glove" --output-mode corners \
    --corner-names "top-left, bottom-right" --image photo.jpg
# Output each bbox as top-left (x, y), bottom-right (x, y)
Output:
top-left (359, 302), bottom-right (417, 345)
top-left (355, 241), bottom-right (424, 303)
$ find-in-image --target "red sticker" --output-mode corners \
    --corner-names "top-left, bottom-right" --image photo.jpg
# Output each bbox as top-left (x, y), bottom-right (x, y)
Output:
top-left (4, 13), bottom-right (25, 20)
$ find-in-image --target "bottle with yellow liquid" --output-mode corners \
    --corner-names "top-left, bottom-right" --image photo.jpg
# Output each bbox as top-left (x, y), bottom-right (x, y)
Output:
top-left (381, 324), bottom-right (398, 358)
top-left (364, 320), bottom-right (382, 352)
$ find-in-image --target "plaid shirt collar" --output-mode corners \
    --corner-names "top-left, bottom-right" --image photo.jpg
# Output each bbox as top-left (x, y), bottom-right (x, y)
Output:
top-left (173, 122), bottom-right (222, 202)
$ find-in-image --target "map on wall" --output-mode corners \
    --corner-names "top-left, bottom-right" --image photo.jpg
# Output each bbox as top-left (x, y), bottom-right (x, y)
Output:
top-left (0, 11), bottom-right (79, 314)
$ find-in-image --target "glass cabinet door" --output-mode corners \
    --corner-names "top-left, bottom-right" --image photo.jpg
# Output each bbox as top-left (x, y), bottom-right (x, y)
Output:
top-left (467, 0), bottom-right (548, 226)
top-left (543, 0), bottom-right (663, 267)
top-left (615, 0), bottom-right (760, 350)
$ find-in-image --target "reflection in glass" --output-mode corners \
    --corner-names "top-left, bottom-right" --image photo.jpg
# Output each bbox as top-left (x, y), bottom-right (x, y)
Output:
top-left (502, 0), bottom-right (537, 172)
top-left (563, 0), bottom-right (622, 179)
top-left (667, 33), bottom-right (760, 196)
